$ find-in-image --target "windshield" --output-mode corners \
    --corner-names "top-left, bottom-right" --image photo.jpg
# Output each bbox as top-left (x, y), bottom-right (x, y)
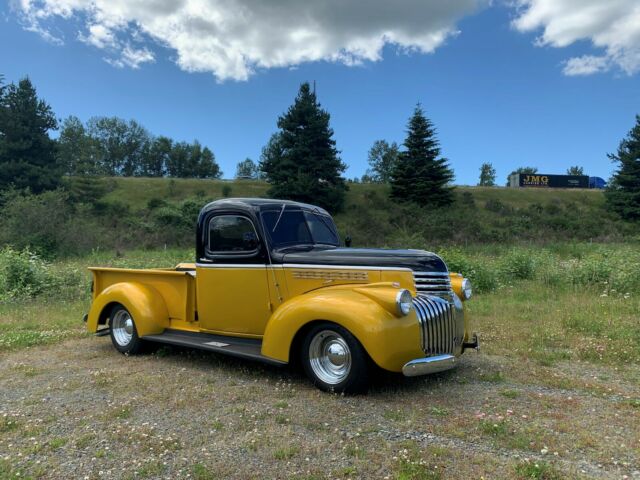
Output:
top-left (261, 209), bottom-right (340, 249)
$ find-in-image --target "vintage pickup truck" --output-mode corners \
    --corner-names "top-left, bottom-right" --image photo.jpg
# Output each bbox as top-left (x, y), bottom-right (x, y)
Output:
top-left (85, 198), bottom-right (478, 393)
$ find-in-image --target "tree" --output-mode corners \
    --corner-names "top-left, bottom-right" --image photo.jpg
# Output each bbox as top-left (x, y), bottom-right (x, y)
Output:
top-left (57, 115), bottom-right (102, 175)
top-left (142, 136), bottom-right (172, 177)
top-left (605, 115), bottom-right (640, 221)
top-left (0, 77), bottom-right (60, 193)
top-left (566, 166), bottom-right (584, 175)
top-left (85, 117), bottom-right (151, 176)
top-left (367, 140), bottom-right (399, 183)
top-left (260, 82), bottom-right (347, 212)
top-left (197, 146), bottom-right (222, 179)
top-left (478, 162), bottom-right (497, 186)
top-left (506, 166), bottom-right (538, 186)
top-left (236, 158), bottom-right (259, 179)
top-left (390, 104), bottom-right (454, 206)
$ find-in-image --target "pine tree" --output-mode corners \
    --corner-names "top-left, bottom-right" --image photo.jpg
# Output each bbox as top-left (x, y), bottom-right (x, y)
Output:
top-left (566, 165), bottom-right (584, 176)
top-left (260, 82), bottom-right (347, 212)
top-left (390, 105), bottom-right (454, 206)
top-left (605, 115), bottom-right (640, 221)
top-left (0, 77), bottom-right (60, 193)
top-left (478, 162), bottom-right (496, 186)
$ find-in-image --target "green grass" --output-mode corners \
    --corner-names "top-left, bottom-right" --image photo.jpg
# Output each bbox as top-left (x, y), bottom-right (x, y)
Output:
top-left (1, 243), bottom-right (638, 367)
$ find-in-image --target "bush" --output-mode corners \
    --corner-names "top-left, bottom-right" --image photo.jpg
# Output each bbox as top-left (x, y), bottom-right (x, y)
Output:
top-left (0, 247), bottom-right (53, 301)
top-left (499, 249), bottom-right (536, 280)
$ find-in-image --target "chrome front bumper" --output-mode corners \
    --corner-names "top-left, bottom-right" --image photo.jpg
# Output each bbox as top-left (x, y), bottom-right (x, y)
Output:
top-left (402, 354), bottom-right (457, 377)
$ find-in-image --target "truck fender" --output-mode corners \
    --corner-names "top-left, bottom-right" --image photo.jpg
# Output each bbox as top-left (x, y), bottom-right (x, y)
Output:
top-left (87, 282), bottom-right (169, 337)
top-left (261, 288), bottom-right (423, 373)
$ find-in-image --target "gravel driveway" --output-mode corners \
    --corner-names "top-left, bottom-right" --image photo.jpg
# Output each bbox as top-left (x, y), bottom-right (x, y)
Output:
top-left (1, 337), bottom-right (638, 479)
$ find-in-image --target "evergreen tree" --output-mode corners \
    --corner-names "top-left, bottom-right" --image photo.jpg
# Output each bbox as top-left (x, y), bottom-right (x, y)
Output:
top-left (260, 82), bottom-right (347, 212)
top-left (390, 105), bottom-right (454, 206)
top-left (478, 162), bottom-right (496, 186)
top-left (566, 165), bottom-right (584, 176)
top-left (605, 115), bottom-right (640, 221)
top-left (236, 158), bottom-right (259, 179)
top-left (367, 140), bottom-right (399, 183)
top-left (0, 77), bottom-right (60, 192)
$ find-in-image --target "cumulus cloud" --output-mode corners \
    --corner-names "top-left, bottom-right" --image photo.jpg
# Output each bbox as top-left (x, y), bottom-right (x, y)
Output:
top-left (14, 0), bottom-right (482, 81)
top-left (513, 0), bottom-right (640, 76)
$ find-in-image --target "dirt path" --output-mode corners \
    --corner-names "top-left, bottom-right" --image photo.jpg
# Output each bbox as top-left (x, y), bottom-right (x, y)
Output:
top-left (1, 338), bottom-right (638, 479)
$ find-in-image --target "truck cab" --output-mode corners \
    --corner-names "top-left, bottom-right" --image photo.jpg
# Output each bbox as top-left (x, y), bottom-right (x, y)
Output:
top-left (86, 198), bottom-right (478, 393)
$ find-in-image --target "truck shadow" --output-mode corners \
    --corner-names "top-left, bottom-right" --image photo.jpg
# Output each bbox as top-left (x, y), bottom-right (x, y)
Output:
top-left (136, 343), bottom-right (467, 396)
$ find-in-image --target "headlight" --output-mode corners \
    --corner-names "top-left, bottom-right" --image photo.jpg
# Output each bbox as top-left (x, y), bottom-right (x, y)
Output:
top-left (395, 289), bottom-right (413, 316)
top-left (462, 278), bottom-right (473, 300)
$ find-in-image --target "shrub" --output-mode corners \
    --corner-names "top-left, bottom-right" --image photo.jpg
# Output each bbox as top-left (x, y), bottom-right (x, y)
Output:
top-left (222, 185), bottom-right (232, 197)
top-left (499, 249), bottom-right (536, 280)
top-left (0, 247), bottom-right (52, 301)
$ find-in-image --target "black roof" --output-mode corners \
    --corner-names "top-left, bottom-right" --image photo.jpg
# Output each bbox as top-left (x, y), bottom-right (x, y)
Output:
top-left (199, 198), bottom-right (331, 216)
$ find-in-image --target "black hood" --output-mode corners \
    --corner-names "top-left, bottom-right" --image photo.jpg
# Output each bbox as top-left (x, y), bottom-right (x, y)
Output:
top-left (279, 248), bottom-right (448, 273)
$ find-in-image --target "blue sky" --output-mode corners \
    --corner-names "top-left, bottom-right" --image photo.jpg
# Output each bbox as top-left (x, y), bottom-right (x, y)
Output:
top-left (2, 1), bottom-right (639, 184)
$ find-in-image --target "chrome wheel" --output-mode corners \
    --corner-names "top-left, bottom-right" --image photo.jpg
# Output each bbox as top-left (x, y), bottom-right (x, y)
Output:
top-left (308, 330), bottom-right (352, 385)
top-left (111, 309), bottom-right (134, 347)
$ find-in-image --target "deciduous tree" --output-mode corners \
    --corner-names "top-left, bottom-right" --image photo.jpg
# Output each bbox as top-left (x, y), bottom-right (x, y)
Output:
top-left (367, 140), bottom-right (399, 183)
top-left (478, 162), bottom-right (496, 186)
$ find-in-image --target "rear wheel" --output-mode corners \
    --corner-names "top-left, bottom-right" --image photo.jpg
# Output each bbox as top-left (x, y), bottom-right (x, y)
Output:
top-left (109, 305), bottom-right (144, 355)
top-left (301, 323), bottom-right (369, 394)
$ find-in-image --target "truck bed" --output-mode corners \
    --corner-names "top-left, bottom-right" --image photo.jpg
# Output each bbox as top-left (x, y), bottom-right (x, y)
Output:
top-left (89, 264), bottom-right (197, 325)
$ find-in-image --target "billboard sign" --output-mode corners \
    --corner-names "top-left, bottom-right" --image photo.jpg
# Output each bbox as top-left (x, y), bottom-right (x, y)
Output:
top-left (516, 174), bottom-right (589, 188)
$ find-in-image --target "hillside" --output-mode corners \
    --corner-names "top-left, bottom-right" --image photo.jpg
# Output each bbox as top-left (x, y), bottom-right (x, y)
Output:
top-left (101, 177), bottom-right (607, 212)
top-left (1, 176), bottom-right (636, 258)
top-left (100, 177), bottom-right (634, 248)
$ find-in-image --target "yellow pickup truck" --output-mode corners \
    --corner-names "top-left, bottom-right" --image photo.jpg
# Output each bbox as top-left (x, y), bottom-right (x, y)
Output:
top-left (85, 198), bottom-right (478, 393)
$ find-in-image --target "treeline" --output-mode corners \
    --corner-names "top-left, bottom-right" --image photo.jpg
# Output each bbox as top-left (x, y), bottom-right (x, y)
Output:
top-left (0, 76), bottom-right (221, 196)
top-left (1, 73), bottom-right (639, 228)
top-left (59, 116), bottom-right (221, 178)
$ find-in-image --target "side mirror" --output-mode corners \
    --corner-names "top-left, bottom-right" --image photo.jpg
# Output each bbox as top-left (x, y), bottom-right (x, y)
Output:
top-left (344, 235), bottom-right (352, 248)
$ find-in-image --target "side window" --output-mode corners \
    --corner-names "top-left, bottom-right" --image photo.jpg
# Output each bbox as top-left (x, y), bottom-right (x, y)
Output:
top-left (208, 215), bottom-right (259, 254)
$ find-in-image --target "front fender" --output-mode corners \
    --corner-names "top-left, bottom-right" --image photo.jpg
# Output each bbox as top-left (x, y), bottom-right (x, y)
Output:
top-left (87, 282), bottom-right (169, 337)
top-left (261, 287), bottom-right (423, 372)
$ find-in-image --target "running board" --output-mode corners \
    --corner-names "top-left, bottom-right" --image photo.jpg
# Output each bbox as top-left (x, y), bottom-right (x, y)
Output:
top-left (142, 329), bottom-right (286, 366)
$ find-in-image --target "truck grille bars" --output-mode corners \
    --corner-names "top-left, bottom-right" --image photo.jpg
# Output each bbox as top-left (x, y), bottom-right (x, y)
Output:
top-left (412, 271), bottom-right (452, 300)
top-left (413, 294), bottom-right (460, 356)
top-left (412, 272), bottom-right (461, 356)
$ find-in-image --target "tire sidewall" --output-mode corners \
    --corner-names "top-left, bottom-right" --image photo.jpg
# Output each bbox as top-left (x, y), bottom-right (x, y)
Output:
top-left (109, 304), bottom-right (143, 355)
top-left (301, 322), bottom-right (369, 394)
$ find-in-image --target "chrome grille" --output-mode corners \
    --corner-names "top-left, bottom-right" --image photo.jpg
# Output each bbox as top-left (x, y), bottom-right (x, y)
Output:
top-left (413, 271), bottom-right (452, 300)
top-left (413, 294), bottom-right (462, 356)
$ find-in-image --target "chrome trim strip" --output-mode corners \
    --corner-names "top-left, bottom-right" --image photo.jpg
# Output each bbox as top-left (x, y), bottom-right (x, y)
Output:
top-left (402, 354), bottom-right (456, 376)
top-left (282, 264), bottom-right (413, 271)
top-left (195, 263), bottom-right (267, 268)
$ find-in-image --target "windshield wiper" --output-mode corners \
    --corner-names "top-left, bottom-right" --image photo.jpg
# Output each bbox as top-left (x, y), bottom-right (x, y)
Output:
top-left (271, 204), bottom-right (287, 233)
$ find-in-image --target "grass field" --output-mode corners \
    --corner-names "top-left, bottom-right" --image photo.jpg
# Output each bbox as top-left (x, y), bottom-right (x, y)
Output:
top-left (0, 244), bottom-right (638, 479)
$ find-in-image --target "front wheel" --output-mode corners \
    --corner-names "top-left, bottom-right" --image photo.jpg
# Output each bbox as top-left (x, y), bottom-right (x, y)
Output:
top-left (301, 323), bottom-right (369, 394)
top-left (109, 305), bottom-right (145, 355)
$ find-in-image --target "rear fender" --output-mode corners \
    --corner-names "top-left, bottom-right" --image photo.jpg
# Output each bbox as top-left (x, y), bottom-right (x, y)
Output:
top-left (261, 287), bottom-right (422, 372)
top-left (87, 282), bottom-right (169, 337)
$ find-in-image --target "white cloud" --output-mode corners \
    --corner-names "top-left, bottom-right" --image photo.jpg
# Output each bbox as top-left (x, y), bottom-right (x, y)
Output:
top-left (15, 0), bottom-right (482, 81)
top-left (513, 0), bottom-right (640, 76)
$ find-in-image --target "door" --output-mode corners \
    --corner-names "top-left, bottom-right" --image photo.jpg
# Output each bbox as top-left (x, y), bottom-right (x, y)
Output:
top-left (196, 214), bottom-right (272, 336)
